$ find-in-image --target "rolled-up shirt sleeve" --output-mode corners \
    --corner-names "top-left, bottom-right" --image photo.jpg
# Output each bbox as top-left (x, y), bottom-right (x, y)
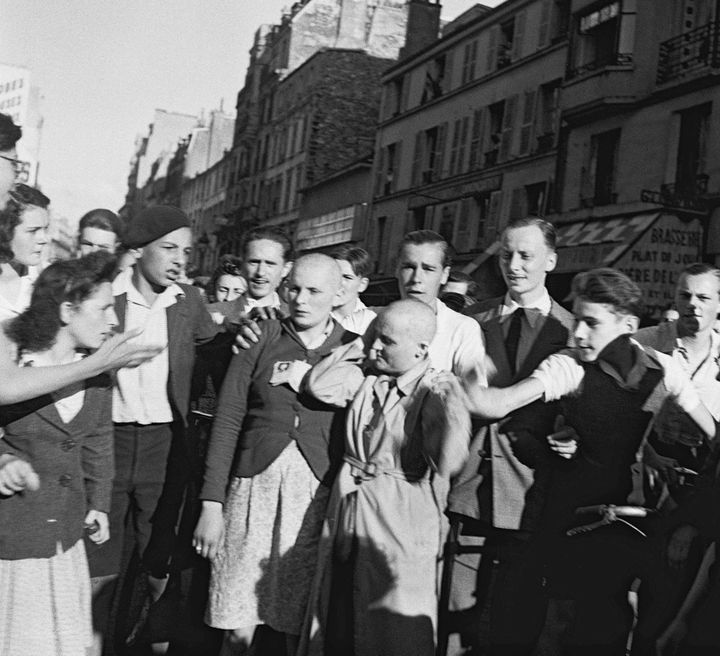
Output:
top-left (529, 351), bottom-right (585, 402)
top-left (654, 351), bottom-right (702, 412)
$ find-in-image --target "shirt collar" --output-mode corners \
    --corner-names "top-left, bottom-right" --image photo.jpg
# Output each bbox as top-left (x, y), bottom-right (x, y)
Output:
top-left (501, 289), bottom-right (552, 327)
top-left (245, 291), bottom-right (280, 311)
top-left (113, 265), bottom-right (184, 309)
top-left (395, 358), bottom-right (432, 397)
top-left (331, 297), bottom-right (368, 322)
top-left (595, 338), bottom-right (662, 389)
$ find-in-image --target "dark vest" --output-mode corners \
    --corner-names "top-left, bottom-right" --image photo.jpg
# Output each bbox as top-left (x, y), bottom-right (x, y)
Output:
top-left (542, 361), bottom-right (663, 532)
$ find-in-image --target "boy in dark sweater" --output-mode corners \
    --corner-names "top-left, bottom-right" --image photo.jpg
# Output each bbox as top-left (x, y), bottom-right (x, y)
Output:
top-left (437, 268), bottom-right (715, 655)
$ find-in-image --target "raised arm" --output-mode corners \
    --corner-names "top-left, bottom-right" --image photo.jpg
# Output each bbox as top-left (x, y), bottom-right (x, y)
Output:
top-left (434, 372), bottom-right (545, 421)
top-left (303, 337), bottom-right (367, 408)
top-left (0, 328), bottom-right (161, 404)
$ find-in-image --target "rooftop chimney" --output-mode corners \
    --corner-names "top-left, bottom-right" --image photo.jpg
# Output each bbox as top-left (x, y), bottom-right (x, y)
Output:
top-left (400, 0), bottom-right (441, 60)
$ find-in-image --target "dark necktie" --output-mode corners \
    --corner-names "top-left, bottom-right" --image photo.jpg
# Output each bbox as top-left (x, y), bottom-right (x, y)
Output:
top-left (505, 308), bottom-right (524, 376)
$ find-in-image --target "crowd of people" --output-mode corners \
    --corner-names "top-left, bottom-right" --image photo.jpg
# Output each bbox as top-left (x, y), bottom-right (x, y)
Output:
top-left (1, 109), bottom-right (720, 656)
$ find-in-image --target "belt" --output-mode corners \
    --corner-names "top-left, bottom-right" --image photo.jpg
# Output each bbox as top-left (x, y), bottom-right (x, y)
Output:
top-left (343, 454), bottom-right (426, 483)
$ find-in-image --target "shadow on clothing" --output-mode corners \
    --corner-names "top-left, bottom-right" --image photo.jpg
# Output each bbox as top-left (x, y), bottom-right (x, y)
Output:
top-left (302, 534), bottom-right (437, 656)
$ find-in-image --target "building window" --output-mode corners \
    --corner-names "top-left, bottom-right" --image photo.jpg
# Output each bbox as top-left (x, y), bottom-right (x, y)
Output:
top-left (375, 141), bottom-right (402, 196)
top-left (473, 191), bottom-right (502, 249)
top-left (581, 128), bottom-right (621, 207)
top-left (411, 123), bottom-right (448, 186)
top-left (536, 79), bottom-right (562, 152)
top-left (538, 0), bottom-right (569, 49)
top-left (448, 117), bottom-right (469, 176)
top-left (375, 216), bottom-right (389, 273)
top-left (468, 109), bottom-right (486, 171)
top-left (484, 101), bottom-right (505, 166)
top-left (438, 204), bottom-right (457, 245)
top-left (571, 1), bottom-right (631, 77)
top-left (386, 76), bottom-right (406, 118)
top-left (421, 52), bottom-right (453, 103)
top-left (461, 40), bottom-right (478, 84)
top-left (674, 103), bottom-right (711, 198)
top-left (510, 181), bottom-right (550, 220)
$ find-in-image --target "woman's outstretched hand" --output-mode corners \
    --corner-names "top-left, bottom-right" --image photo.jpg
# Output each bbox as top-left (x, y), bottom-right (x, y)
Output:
top-left (94, 329), bottom-right (164, 370)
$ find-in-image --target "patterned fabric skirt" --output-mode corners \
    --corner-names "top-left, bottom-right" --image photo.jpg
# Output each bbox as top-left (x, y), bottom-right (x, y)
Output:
top-left (0, 539), bottom-right (92, 656)
top-left (207, 441), bottom-right (330, 634)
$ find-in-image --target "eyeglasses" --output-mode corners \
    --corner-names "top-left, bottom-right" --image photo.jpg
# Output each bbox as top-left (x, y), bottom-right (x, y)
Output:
top-left (0, 155), bottom-right (30, 182)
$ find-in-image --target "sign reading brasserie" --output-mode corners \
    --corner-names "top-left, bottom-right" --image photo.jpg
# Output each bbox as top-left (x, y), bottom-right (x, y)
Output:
top-left (616, 214), bottom-right (703, 320)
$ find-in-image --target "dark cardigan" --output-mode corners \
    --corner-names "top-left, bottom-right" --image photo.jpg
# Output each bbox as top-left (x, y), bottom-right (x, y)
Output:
top-left (200, 318), bottom-right (357, 504)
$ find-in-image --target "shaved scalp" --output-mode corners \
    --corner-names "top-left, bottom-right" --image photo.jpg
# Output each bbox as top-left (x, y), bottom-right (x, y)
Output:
top-left (292, 253), bottom-right (342, 291)
top-left (381, 299), bottom-right (437, 343)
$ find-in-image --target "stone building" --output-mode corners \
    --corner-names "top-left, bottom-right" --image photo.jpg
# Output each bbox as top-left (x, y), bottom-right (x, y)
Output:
top-left (213, 0), bottom-right (409, 267)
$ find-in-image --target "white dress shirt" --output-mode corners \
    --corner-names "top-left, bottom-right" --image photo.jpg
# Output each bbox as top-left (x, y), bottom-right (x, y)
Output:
top-left (112, 267), bottom-right (181, 424)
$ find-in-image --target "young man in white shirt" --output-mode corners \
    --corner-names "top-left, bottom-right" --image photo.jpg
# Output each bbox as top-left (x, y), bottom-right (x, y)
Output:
top-left (329, 244), bottom-right (376, 334)
top-left (88, 206), bottom-right (219, 654)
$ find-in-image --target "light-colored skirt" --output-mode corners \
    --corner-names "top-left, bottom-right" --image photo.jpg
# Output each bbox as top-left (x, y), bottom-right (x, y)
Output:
top-left (207, 441), bottom-right (330, 634)
top-left (0, 539), bottom-right (92, 656)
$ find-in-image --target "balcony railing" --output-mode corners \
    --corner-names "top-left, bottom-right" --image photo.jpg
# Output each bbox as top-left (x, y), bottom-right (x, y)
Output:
top-left (568, 52), bottom-right (633, 79)
top-left (640, 174), bottom-right (709, 212)
top-left (657, 22), bottom-right (720, 84)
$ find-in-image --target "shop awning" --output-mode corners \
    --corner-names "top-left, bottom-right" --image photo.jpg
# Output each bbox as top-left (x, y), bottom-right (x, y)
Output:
top-left (553, 212), bottom-right (661, 273)
top-left (462, 240), bottom-right (501, 274)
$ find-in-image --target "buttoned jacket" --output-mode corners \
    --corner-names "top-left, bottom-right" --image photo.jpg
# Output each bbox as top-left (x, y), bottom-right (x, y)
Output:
top-left (0, 374), bottom-right (113, 559)
top-left (448, 295), bottom-right (574, 530)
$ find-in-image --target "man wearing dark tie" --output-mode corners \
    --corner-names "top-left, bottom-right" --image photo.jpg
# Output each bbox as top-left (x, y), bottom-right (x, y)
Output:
top-left (448, 216), bottom-right (574, 655)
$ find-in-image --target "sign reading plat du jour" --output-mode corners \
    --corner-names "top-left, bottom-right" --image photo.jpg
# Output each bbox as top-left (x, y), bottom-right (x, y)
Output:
top-left (617, 214), bottom-right (703, 320)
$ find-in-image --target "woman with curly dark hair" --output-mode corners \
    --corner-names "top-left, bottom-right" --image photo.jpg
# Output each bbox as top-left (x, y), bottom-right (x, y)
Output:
top-left (0, 251), bottom-right (118, 656)
top-left (208, 255), bottom-right (247, 303)
top-left (0, 186), bottom-right (160, 407)
top-left (0, 182), bottom-right (50, 322)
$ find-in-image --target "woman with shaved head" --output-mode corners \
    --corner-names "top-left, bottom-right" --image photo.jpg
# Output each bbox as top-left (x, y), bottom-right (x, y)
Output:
top-left (193, 254), bottom-right (358, 655)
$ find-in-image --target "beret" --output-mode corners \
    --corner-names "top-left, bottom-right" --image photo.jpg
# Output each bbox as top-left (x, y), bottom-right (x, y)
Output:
top-left (124, 205), bottom-right (191, 248)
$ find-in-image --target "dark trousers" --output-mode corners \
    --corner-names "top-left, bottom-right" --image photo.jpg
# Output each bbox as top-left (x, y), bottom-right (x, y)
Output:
top-left (488, 531), bottom-right (548, 656)
top-left (87, 422), bottom-right (174, 578)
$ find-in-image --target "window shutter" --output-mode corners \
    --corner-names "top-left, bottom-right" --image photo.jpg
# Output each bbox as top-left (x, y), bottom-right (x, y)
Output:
top-left (401, 75), bottom-right (410, 112)
top-left (486, 25), bottom-right (498, 73)
top-left (412, 132), bottom-right (424, 187)
top-left (458, 116), bottom-right (470, 174)
top-left (487, 190), bottom-right (503, 237)
top-left (456, 198), bottom-right (471, 246)
top-left (518, 90), bottom-right (537, 156)
top-left (434, 122), bottom-right (448, 180)
top-left (391, 141), bottom-right (402, 193)
top-left (469, 108), bottom-right (486, 171)
top-left (374, 146), bottom-right (385, 197)
top-left (499, 94), bottom-right (518, 161)
top-left (442, 51), bottom-right (454, 93)
top-left (538, 0), bottom-right (551, 48)
top-left (512, 10), bottom-right (526, 60)
top-left (509, 187), bottom-right (528, 220)
top-left (449, 119), bottom-right (461, 176)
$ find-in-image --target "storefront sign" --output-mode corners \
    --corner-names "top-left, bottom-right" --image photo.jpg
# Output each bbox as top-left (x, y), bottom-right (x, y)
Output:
top-left (616, 214), bottom-right (703, 319)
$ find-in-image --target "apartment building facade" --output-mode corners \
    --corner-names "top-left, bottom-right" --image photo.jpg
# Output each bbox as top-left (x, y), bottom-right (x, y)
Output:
top-left (546, 0), bottom-right (720, 318)
top-left (368, 0), bottom-right (571, 295)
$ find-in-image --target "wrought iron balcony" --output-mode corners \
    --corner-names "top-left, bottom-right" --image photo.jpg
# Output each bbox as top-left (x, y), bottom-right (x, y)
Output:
top-left (568, 52), bottom-right (633, 79)
top-left (657, 22), bottom-right (720, 84)
top-left (640, 174), bottom-right (709, 212)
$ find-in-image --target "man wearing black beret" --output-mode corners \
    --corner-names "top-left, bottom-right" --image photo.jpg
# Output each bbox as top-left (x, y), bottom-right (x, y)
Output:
top-left (87, 205), bottom-right (220, 653)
